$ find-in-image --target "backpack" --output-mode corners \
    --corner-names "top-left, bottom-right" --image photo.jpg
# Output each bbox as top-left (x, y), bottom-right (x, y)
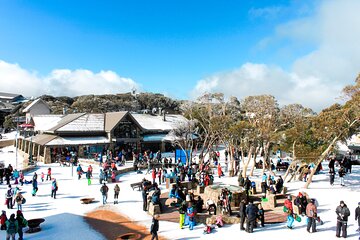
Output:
top-left (7, 221), bottom-right (16, 234)
top-left (21, 217), bottom-right (28, 227)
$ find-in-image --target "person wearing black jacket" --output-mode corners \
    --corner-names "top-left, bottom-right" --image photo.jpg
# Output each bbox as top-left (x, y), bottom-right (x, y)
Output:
top-left (245, 201), bottom-right (258, 233)
top-left (142, 188), bottom-right (148, 211)
top-left (239, 199), bottom-right (247, 231)
top-left (355, 202), bottom-right (360, 232)
top-left (329, 168), bottom-right (335, 186)
top-left (294, 192), bottom-right (308, 215)
top-left (150, 215), bottom-right (159, 240)
top-left (338, 166), bottom-right (346, 186)
top-left (335, 200), bottom-right (350, 238)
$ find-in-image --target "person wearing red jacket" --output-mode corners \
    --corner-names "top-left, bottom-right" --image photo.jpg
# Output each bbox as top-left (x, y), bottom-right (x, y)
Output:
top-left (284, 196), bottom-right (295, 229)
top-left (0, 210), bottom-right (7, 230)
top-left (152, 168), bottom-right (157, 184)
top-left (217, 164), bottom-right (224, 178)
top-left (46, 168), bottom-right (52, 181)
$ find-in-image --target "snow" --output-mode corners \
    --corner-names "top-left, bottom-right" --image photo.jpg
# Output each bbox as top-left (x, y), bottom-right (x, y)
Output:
top-left (0, 146), bottom-right (359, 240)
top-left (0, 131), bottom-right (17, 141)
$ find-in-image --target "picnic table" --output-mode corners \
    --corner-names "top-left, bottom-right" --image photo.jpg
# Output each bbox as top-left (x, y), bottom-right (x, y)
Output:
top-left (130, 182), bottom-right (143, 191)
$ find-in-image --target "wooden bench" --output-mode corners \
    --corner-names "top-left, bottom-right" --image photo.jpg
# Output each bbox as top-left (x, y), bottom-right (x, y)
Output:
top-left (80, 198), bottom-right (95, 204)
top-left (130, 182), bottom-right (143, 191)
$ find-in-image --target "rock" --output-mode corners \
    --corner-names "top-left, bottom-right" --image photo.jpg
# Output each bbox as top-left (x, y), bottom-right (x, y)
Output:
top-left (148, 202), bottom-right (161, 215)
top-left (165, 198), bottom-right (177, 206)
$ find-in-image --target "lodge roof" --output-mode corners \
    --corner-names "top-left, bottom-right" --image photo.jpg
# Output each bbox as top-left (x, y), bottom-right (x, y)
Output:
top-left (104, 111), bottom-right (128, 132)
top-left (0, 92), bottom-right (22, 100)
top-left (23, 98), bottom-right (51, 113)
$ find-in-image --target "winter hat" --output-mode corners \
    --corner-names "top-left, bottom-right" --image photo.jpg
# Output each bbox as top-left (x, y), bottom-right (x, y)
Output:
top-left (16, 210), bottom-right (22, 215)
top-left (298, 192), bottom-right (303, 196)
top-left (358, 202), bottom-right (360, 205)
top-left (340, 200), bottom-right (345, 205)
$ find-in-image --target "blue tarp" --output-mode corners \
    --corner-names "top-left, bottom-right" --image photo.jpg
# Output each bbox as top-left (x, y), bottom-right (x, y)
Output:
top-left (175, 149), bottom-right (190, 165)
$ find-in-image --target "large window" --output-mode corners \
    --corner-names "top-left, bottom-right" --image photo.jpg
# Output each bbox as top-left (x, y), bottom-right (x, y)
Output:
top-left (113, 120), bottom-right (138, 139)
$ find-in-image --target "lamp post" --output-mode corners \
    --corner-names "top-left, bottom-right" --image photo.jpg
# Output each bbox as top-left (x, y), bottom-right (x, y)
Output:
top-left (15, 131), bottom-right (18, 169)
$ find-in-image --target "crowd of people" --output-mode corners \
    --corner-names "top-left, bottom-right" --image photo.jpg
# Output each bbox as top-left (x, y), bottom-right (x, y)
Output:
top-left (1, 147), bottom-right (359, 239)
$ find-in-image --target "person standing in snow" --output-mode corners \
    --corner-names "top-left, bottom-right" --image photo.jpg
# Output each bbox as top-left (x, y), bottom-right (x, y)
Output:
top-left (355, 202), bottom-right (360, 232)
top-left (306, 199), bottom-right (317, 233)
top-left (284, 195), bottom-right (295, 229)
top-left (99, 169), bottom-right (104, 184)
top-left (100, 183), bottom-right (109, 205)
top-left (16, 210), bottom-right (27, 240)
top-left (51, 179), bottom-right (58, 199)
top-left (14, 192), bottom-right (24, 211)
top-left (5, 213), bottom-right (18, 240)
top-left (1, 210), bottom-right (7, 230)
top-left (150, 214), bottom-right (159, 240)
top-left (114, 184), bottom-right (120, 204)
top-left (151, 168), bottom-right (156, 184)
top-left (245, 201), bottom-right (258, 233)
top-left (338, 166), bottom-right (346, 186)
top-left (77, 165), bottom-right (84, 180)
top-left (46, 168), bottom-right (52, 181)
top-left (32, 177), bottom-right (38, 196)
top-left (329, 168), bottom-right (335, 186)
top-left (86, 171), bottom-right (92, 185)
top-left (12, 169), bottom-right (19, 185)
top-left (239, 199), bottom-right (247, 231)
top-left (335, 200), bottom-right (350, 238)
top-left (19, 171), bottom-right (24, 186)
top-left (5, 185), bottom-right (13, 209)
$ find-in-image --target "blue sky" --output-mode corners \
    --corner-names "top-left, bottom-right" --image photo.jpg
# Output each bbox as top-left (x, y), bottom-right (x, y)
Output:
top-left (1, 0), bottom-right (359, 111)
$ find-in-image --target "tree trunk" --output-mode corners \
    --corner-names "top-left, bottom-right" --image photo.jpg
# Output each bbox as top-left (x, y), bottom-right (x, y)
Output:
top-left (304, 136), bottom-right (339, 188)
top-left (283, 141), bottom-right (297, 181)
top-left (228, 144), bottom-right (235, 177)
top-left (250, 146), bottom-right (260, 176)
top-left (242, 146), bottom-right (253, 178)
top-left (283, 160), bottom-right (299, 182)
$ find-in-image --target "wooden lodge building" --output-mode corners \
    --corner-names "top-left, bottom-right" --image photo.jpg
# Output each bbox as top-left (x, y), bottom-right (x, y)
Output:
top-left (16, 111), bottom-right (189, 163)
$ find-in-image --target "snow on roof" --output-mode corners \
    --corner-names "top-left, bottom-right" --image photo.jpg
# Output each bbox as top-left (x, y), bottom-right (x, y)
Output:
top-left (56, 113), bottom-right (105, 132)
top-left (131, 114), bottom-right (188, 132)
top-left (46, 136), bottom-right (109, 146)
top-left (22, 98), bottom-right (50, 113)
top-left (47, 113), bottom-right (85, 132)
top-left (33, 115), bottom-right (64, 132)
top-left (0, 92), bottom-right (22, 99)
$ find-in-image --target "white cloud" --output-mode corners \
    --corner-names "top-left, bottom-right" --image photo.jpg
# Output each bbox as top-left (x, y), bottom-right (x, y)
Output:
top-left (192, 0), bottom-right (360, 112)
top-left (248, 6), bottom-right (284, 20)
top-left (0, 60), bottom-right (140, 97)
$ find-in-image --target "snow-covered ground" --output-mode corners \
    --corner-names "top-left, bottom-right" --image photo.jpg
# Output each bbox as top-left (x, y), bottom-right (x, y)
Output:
top-left (0, 131), bottom-right (17, 141)
top-left (0, 146), bottom-right (359, 240)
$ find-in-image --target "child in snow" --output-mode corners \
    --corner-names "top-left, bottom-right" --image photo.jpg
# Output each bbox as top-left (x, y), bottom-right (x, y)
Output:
top-left (216, 215), bottom-right (224, 228)
top-left (41, 172), bottom-right (45, 182)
